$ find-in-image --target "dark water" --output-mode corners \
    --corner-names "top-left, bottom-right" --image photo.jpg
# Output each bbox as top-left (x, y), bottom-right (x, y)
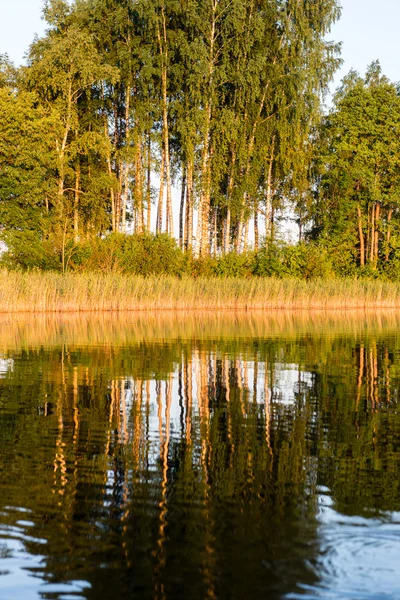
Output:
top-left (1, 313), bottom-right (400, 599)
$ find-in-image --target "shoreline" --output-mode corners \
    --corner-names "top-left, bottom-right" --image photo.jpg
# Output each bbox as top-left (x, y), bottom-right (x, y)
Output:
top-left (3, 271), bottom-right (400, 312)
top-left (3, 306), bottom-right (400, 313)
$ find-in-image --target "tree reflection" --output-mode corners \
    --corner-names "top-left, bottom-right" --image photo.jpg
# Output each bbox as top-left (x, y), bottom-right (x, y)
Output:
top-left (0, 315), bottom-right (400, 597)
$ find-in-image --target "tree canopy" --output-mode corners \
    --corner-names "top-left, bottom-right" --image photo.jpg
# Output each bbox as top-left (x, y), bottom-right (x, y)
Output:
top-left (310, 62), bottom-right (400, 276)
top-left (0, 0), bottom-right (343, 270)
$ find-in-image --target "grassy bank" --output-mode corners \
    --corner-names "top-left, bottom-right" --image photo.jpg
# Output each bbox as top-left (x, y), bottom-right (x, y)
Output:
top-left (3, 271), bottom-right (400, 312)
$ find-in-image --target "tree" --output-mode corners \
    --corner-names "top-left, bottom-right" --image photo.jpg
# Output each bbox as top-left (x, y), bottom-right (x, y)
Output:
top-left (0, 58), bottom-right (62, 268)
top-left (0, 0), bottom-right (343, 267)
top-left (312, 63), bottom-right (400, 272)
top-left (26, 0), bottom-right (118, 237)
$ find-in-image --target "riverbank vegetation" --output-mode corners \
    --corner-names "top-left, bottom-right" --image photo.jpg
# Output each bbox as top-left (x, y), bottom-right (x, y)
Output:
top-left (2, 1), bottom-right (400, 279)
top-left (3, 271), bottom-right (400, 312)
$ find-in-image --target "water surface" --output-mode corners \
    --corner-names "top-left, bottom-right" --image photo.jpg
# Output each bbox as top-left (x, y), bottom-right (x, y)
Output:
top-left (0, 312), bottom-right (400, 599)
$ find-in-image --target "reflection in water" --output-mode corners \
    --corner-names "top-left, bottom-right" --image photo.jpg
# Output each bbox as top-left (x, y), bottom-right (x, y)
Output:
top-left (0, 313), bottom-right (400, 598)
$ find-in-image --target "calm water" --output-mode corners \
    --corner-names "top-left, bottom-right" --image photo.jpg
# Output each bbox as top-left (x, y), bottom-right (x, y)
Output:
top-left (1, 312), bottom-right (400, 599)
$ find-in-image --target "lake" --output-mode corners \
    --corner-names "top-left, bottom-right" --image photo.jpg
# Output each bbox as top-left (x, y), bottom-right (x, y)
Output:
top-left (0, 312), bottom-right (399, 599)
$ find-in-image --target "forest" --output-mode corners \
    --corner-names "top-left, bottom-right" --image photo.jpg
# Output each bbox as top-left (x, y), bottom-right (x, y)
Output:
top-left (1, 0), bottom-right (400, 279)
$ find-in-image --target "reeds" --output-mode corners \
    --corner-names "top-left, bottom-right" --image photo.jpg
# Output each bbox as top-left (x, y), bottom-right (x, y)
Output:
top-left (2, 270), bottom-right (400, 312)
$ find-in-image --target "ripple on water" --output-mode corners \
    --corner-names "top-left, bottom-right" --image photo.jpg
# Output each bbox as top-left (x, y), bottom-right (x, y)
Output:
top-left (0, 507), bottom-right (91, 600)
top-left (287, 503), bottom-right (400, 600)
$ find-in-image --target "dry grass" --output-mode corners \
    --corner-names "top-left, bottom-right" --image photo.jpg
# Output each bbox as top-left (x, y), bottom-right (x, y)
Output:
top-left (2, 270), bottom-right (400, 312)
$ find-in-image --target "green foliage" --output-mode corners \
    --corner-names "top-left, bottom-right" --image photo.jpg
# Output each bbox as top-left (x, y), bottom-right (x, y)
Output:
top-left (311, 62), bottom-right (400, 273)
top-left (319, 239), bottom-right (360, 278)
top-left (255, 243), bottom-right (333, 279)
top-left (190, 256), bottom-right (219, 278)
top-left (83, 233), bottom-right (187, 277)
top-left (213, 252), bottom-right (256, 278)
top-left (379, 251), bottom-right (400, 282)
top-left (1, 232), bottom-right (188, 276)
top-left (254, 244), bottom-right (285, 277)
top-left (283, 244), bottom-right (333, 279)
top-left (0, 0), bottom-right (342, 258)
top-left (117, 233), bottom-right (187, 276)
top-left (0, 87), bottom-right (59, 212)
top-left (189, 252), bottom-right (256, 278)
top-left (0, 231), bottom-right (60, 271)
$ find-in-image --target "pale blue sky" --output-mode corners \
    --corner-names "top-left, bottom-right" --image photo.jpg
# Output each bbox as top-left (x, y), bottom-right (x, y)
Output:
top-left (0, 0), bottom-right (399, 92)
top-left (330, 0), bottom-right (400, 89)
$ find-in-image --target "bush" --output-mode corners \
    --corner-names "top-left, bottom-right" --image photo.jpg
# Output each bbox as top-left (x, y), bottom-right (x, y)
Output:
top-left (83, 233), bottom-right (188, 277)
top-left (214, 251), bottom-right (256, 277)
top-left (379, 253), bottom-right (400, 281)
top-left (0, 229), bottom-right (343, 281)
top-left (190, 256), bottom-right (218, 278)
top-left (320, 240), bottom-right (359, 278)
top-left (1, 230), bottom-right (61, 271)
top-left (254, 242), bottom-right (333, 279)
top-left (254, 243), bottom-right (287, 277)
top-left (283, 243), bottom-right (333, 279)
top-left (190, 252), bottom-right (255, 278)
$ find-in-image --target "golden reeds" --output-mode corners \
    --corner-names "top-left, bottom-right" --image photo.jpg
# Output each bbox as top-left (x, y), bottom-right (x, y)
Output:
top-left (2, 270), bottom-right (400, 312)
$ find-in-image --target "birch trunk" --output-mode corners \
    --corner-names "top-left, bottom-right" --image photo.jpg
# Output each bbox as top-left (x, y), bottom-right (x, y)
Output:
top-left (185, 157), bottom-right (194, 251)
top-left (157, 7), bottom-right (173, 236)
top-left (254, 203), bottom-right (259, 251)
top-left (357, 204), bottom-right (365, 266)
top-left (157, 148), bottom-right (165, 233)
top-left (199, 103), bottom-right (212, 255)
top-left (385, 208), bottom-right (393, 262)
top-left (121, 84), bottom-right (131, 234)
top-left (74, 164), bottom-right (80, 242)
top-left (146, 132), bottom-right (151, 231)
top-left (224, 148), bottom-right (236, 254)
top-left (370, 202), bottom-right (375, 264)
top-left (57, 78), bottom-right (73, 203)
top-left (135, 134), bottom-right (144, 233)
top-left (102, 102), bottom-right (116, 232)
top-left (179, 166), bottom-right (186, 249)
top-left (114, 100), bottom-right (122, 231)
top-left (224, 207), bottom-right (231, 254)
top-left (195, 199), bottom-right (202, 257)
top-left (213, 208), bottom-right (218, 257)
top-left (199, 0), bottom-right (217, 256)
top-left (265, 137), bottom-right (275, 241)
top-left (366, 205), bottom-right (371, 260)
top-left (235, 218), bottom-right (244, 253)
top-left (243, 217), bottom-right (249, 251)
top-left (374, 202), bottom-right (380, 265)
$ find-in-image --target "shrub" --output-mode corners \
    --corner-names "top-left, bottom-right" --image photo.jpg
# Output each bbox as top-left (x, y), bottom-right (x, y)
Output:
top-left (214, 251), bottom-right (256, 277)
top-left (283, 243), bottom-right (333, 279)
top-left (1, 230), bottom-right (61, 271)
top-left (190, 252), bottom-right (255, 278)
top-left (379, 253), bottom-right (400, 282)
top-left (254, 243), bottom-right (285, 277)
top-left (190, 256), bottom-right (218, 278)
top-left (83, 233), bottom-right (187, 277)
top-left (254, 242), bottom-right (333, 279)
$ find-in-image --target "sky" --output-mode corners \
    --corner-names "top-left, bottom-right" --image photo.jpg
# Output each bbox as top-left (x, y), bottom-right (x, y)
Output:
top-left (0, 0), bottom-right (399, 92)
top-left (329, 0), bottom-right (400, 93)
